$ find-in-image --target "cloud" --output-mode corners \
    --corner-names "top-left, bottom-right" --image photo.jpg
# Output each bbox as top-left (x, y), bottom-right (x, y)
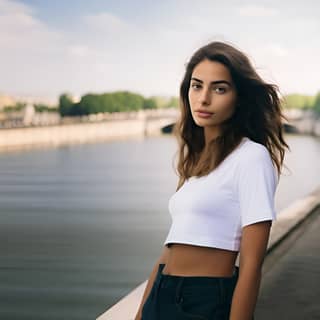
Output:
top-left (0, 1), bottom-right (178, 98)
top-left (249, 43), bottom-right (320, 95)
top-left (81, 12), bottom-right (145, 56)
top-left (1, 0), bottom-right (319, 99)
top-left (0, 0), bottom-right (32, 15)
top-left (237, 5), bottom-right (278, 17)
top-left (67, 45), bottom-right (91, 58)
top-left (0, 0), bottom-right (70, 99)
top-left (84, 12), bottom-right (136, 33)
top-left (264, 44), bottom-right (289, 58)
top-left (0, 0), bottom-right (62, 51)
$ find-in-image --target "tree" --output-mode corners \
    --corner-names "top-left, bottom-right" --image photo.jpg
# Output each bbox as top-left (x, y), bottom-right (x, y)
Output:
top-left (3, 102), bottom-right (26, 112)
top-left (57, 90), bottom-right (178, 116)
top-left (165, 96), bottom-right (179, 108)
top-left (34, 104), bottom-right (58, 113)
top-left (143, 97), bottom-right (157, 109)
top-left (78, 94), bottom-right (101, 115)
top-left (59, 93), bottom-right (73, 116)
top-left (313, 91), bottom-right (320, 115)
top-left (283, 94), bottom-right (315, 109)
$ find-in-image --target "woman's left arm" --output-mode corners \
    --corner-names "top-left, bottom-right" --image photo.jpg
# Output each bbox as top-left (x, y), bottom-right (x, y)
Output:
top-left (229, 220), bottom-right (272, 320)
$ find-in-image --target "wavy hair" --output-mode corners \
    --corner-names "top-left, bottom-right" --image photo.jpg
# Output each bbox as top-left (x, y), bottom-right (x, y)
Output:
top-left (173, 41), bottom-right (290, 191)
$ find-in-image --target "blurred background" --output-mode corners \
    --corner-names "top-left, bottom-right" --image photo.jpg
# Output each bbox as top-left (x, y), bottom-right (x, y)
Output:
top-left (0, 0), bottom-right (319, 319)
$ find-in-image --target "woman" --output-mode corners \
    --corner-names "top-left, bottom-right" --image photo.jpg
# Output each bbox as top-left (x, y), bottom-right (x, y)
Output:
top-left (135, 41), bottom-right (289, 320)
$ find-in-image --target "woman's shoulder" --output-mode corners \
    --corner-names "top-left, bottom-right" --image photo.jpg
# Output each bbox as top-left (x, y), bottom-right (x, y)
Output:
top-left (235, 137), bottom-right (279, 188)
top-left (237, 137), bottom-right (272, 164)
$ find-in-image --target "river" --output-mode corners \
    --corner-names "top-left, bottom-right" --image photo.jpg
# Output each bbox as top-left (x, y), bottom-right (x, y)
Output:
top-left (0, 133), bottom-right (319, 319)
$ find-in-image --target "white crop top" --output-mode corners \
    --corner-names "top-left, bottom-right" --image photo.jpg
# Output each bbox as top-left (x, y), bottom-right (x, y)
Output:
top-left (163, 137), bottom-right (279, 252)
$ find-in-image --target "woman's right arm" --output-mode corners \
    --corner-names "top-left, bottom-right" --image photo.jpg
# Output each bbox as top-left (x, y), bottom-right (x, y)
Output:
top-left (134, 245), bottom-right (170, 320)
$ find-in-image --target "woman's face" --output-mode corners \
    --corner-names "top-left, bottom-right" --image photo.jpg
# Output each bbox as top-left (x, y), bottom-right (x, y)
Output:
top-left (188, 59), bottom-right (238, 133)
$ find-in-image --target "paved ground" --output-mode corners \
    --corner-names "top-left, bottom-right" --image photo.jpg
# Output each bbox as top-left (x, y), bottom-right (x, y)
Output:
top-left (256, 207), bottom-right (320, 319)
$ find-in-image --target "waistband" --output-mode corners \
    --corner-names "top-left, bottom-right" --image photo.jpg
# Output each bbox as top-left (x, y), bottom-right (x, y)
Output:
top-left (156, 263), bottom-right (239, 288)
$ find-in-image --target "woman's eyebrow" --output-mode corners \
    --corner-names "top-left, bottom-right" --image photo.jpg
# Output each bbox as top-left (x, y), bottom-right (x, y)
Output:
top-left (191, 77), bottom-right (231, 86)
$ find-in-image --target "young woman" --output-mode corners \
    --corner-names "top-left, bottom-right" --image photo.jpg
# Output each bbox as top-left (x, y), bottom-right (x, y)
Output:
top-left (135, 41), bottom-right (289, 320)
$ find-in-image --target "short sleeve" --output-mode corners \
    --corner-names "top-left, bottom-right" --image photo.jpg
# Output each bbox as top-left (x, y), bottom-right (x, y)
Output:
top-left (235, 145), bottom-right (278, 228)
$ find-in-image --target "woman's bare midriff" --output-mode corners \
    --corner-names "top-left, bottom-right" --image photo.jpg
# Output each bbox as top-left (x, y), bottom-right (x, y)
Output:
top-left (162, 243), bottom-right (238, 277)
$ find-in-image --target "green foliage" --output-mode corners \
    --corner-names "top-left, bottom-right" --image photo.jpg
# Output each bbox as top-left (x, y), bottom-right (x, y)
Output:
top-left (111, 91), bottom-right (144, 112)
top-left (3, 102), bottom-right (57, 113)
top-left (143, 97), bottom-right (157, 109)
top-left (77, 91), bottom-right (145, 114)
top-left (282, 91), bottom-right (320, 116)
top-left (3, 102), bottom-right (26, 112)
top-left (34, 104), bottom-right (58, 113)
top-left (282, 94), bottom-right (315, 109)
top-left (166, 96), bottom-right (179, 108)
top-left (59, 93), bottom-right (74, 116)
top-left (314, 92), bottom-right (320, 115)
top-left (56, 90), bottom-right (179, 116)
top-left (150, 95), bottom-right (179, 109)
top-left (77, 94), bottom-right (101, 115)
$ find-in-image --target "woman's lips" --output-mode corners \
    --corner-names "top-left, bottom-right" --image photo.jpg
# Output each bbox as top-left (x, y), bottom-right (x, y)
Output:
top-left (195, 111), bottom-right (214, 118)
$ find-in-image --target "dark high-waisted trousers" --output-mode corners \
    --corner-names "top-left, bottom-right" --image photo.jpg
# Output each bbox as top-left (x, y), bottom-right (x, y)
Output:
top-left (141, 263), bottom-right (240, 320)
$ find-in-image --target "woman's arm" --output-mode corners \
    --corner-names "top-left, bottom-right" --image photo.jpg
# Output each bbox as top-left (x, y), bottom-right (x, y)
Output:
top-left (229, 220), bottom-right (272, 320)
top-left (134, 245), bottom-right (170, 320)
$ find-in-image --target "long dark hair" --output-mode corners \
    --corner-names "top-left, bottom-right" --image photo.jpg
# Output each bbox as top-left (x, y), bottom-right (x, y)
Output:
top-left (173, 41), bottom-right (289, 191)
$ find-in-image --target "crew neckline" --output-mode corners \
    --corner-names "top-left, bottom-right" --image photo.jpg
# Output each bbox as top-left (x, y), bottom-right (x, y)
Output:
top-left (187, 136), bottom-right (250, 181)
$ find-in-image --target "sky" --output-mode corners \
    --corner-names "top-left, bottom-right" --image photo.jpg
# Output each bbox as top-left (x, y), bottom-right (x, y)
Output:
top-left (0, 0), bottom-right (319, 103)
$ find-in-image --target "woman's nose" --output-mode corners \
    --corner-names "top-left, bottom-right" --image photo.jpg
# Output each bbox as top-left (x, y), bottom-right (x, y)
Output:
top-left (199, 89), bottom-right (211, 105)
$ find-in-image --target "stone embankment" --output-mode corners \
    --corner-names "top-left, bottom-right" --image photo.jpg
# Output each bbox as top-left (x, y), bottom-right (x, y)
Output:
top-left (0, 109), bottom-right (178, 151)
top-left (0, 108), bottom-right (319, 152)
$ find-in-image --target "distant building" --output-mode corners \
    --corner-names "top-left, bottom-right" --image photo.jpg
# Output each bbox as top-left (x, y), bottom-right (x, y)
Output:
top-left (23, 104), bottom-right (36, 126)
top-left (0, 103), bottom-right (60, 128)
top-left (11, 94), bottom-right (58, 108)
top-left (0, 94), bottom-right (15, 110)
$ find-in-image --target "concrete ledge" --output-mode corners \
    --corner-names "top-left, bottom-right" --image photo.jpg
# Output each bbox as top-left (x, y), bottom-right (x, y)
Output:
top-left (97, 282), bottom-right (147, 320)
top-left (268, 186), bottom-right (320, 252)
top-left (96, 186), bottom-right (320, 320)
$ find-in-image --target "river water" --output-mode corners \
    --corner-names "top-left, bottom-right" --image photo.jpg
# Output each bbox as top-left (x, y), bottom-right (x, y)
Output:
top-left (0, 133), bottom-right (319, 319)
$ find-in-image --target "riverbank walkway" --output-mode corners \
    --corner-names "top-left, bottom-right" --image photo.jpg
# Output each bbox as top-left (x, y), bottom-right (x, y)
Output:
top-left (256, 205), bottom-right (320, 319)
top-left (97, 189), bottom-right (320, 320)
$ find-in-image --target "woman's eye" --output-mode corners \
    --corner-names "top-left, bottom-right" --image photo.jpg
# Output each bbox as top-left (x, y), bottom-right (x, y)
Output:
top-left (191, 83), bottom-right (201, 89)
top-left (214, 87), bottom-right (226, 93)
